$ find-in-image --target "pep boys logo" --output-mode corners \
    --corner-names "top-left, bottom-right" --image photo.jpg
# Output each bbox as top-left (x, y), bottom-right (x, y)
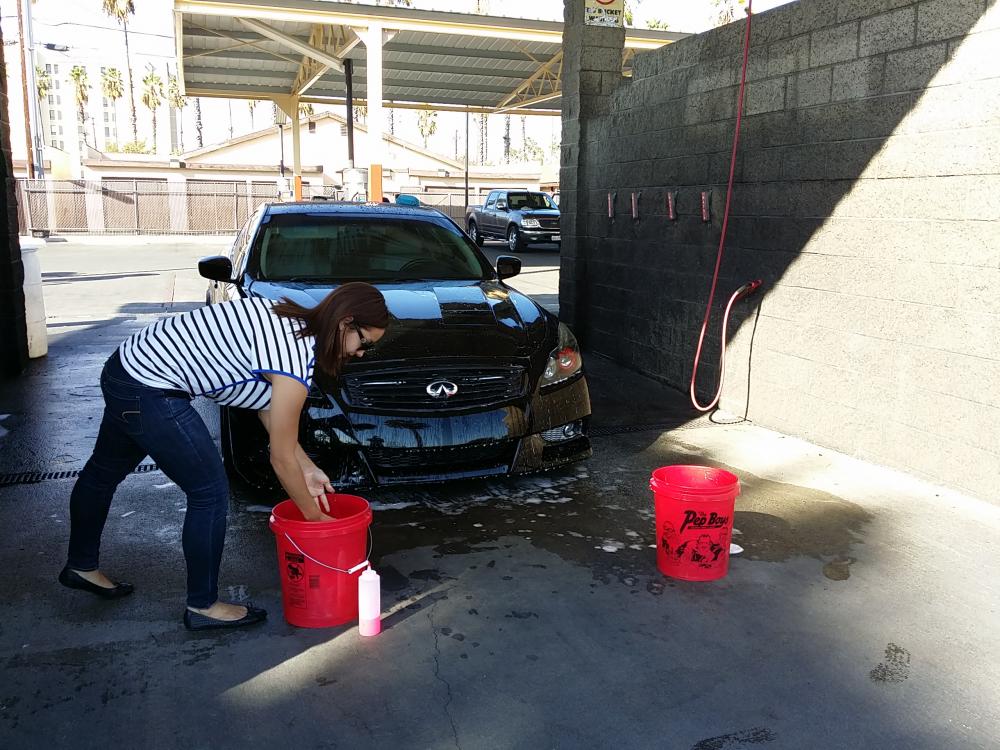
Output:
top-left (679, 510), bottom-right (729, 534)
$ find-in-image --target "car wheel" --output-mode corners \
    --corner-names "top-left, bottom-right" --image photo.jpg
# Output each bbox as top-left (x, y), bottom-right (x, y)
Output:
top-left (220, 406), bottom-right (279, 494)
top-left (468, 221), bottom-right (485, 247)
top-left (507, 225), bottom-right (525, 253)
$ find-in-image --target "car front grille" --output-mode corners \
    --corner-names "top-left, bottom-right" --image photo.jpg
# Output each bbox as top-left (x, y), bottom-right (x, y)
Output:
top-left (537, 218), bottom-right (560, 230)
top-left (341, 365), bottom-right (527, 411)
top-left (365, 441), bottom-right (516, 478)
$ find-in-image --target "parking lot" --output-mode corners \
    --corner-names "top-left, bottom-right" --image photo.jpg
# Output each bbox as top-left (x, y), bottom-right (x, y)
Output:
top-left (0, 237), bottom-right (997, 749)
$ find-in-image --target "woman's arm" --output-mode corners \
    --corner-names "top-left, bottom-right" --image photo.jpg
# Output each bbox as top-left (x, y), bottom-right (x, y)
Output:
top-left (258, 409), bottom-right (335, 500)
top-left (265, 375), bottom-right (332, 521)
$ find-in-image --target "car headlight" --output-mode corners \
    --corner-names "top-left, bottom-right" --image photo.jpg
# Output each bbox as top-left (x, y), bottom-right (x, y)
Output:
top-left (541, 323), bottom-right (583, 388)
top-left (521, 218), bottom-right (541, 228)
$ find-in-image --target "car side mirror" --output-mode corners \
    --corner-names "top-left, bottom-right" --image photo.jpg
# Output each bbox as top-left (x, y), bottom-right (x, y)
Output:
top-left (496, 255), bottom-right (521, 280)
top-left (198, 255), bottom-right (235, 282)
top-left (496, 200), bottom-right (507, 211)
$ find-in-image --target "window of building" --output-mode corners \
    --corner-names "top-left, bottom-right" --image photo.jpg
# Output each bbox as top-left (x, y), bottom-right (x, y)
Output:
top-left (308, 121), bottom-right (317, 134)
top-left (105, 127), bottom-right (111, 137)
top-left (48, 95), bottom-right (54, 105)
top-left (50, 124), bottom-right (57, 136)
top-left (58, 125), bottom-right (63, 135)
top-left (103, 112), bottom-right (109, 122)
top-left (49, 109), bottom-right (56, 120)
top-left (54, 80), bottom-right (60, 90)
top-left (340, 125), bottom-right (348, 136)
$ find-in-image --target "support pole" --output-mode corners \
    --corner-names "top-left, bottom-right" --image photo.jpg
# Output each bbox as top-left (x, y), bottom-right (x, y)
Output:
top-left (362, 23), bottom-right (384, 202)
top-left (464, 109), bottom-right (469, 211)
top-left (15, 0), bottom-right (35, 178)
top-left (291, 96), bottom-right (302, 200)
top-left (344, 58), bottom-right (355, 167)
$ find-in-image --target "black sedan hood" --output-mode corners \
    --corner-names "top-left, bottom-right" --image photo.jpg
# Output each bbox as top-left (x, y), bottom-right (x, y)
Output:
top-left (247, 279), bottom-right (552, 359)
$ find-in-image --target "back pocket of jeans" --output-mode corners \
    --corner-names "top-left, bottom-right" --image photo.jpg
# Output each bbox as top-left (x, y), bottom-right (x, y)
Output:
top-left (109, 397), bottom-right (143, 434)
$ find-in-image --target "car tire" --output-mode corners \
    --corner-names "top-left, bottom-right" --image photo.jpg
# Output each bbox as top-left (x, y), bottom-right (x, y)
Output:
top-left (220, 406), bottom-right (279, 494)
top-left (468, 221), bottom-right (485, 247)
top-left (507, 225), bottom-right (525, 253)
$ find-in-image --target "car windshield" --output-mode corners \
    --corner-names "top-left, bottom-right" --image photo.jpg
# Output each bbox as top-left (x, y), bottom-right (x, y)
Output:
top-left (506, 192), bottom-right (555, 210)
top-left (254, 214), bottom-right (491, 282)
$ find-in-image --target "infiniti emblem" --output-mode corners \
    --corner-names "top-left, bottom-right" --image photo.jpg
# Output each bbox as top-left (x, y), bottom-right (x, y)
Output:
top-left (426, 380), bottom-right (459, 399)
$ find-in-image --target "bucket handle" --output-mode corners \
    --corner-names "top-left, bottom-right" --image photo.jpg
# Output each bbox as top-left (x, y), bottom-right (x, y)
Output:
top-left (281, 527), bottom-right (372, 575)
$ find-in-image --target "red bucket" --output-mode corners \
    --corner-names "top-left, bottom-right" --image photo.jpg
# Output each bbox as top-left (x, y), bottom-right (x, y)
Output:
top-left (269, 494), bottom-right (372, 628)
top-left (650, 465), bottom-right (740, 582)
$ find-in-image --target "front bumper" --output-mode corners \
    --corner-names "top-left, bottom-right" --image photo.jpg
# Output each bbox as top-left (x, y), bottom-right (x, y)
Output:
top-left (521, 230), bottom-right (560, 244)
top-left (227, 375), bottom-right (591, 489)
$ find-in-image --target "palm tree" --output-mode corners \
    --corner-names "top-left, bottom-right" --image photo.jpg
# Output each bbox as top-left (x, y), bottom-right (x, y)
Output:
top-left (141, 67), bottom-right (164, 152)
top-left (248, 99), bottom-right (258, 129)
top-left (503, 114), bottom-right (511, 163)
top-left (714, 0), bottom-right (747, 26)
top-left (100, 68), bottom-right (124, 149)
top-left (69, 65), bottom-right (90, 146)
top-left (35, 65), bottom-right (52, 102)
top-left (101, 0), bottom-right (139, 144)
top-left (167, 74), bottom-right (187, 151)
top-left (417, 110), bottom-right (437, 149)
top-left (194, 97), bottom-right (203, 147)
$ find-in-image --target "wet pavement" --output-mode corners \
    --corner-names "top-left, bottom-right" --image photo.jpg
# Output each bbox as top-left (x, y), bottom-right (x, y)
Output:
top-left (0, 237), bottom-right (997, 749)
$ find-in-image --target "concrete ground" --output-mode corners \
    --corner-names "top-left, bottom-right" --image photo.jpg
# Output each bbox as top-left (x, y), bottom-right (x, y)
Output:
top-left (0, 236), bottom-right (997, 750)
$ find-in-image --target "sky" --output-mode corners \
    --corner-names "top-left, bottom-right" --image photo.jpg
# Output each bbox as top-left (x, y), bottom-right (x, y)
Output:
top-left (2, 0), bottom-right (795, 162)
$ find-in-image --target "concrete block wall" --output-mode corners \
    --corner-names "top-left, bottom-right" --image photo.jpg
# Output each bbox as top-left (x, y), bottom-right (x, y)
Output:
top-left (561, 0), bottom-right (1000, 499)
top-left (0, 26), bottom-right (30, 377)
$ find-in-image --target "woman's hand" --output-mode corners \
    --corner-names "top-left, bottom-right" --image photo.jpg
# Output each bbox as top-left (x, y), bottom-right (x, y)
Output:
top-left (303, 466), bottom-right (335, 514)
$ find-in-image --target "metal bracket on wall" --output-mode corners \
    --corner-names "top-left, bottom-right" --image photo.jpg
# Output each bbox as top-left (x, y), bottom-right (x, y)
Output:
top-left (700, 190), bottom-right (711, 223)
top-left (607, 191), bottom-right (616, 221)
top-left (631, 191), bottom-right (641, 221)
top-left (666, 191), bottom-right (678, 221)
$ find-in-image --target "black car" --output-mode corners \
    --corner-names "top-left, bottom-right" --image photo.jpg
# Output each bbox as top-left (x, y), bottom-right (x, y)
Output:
top-left (198, 201), bottom-right (591, 489)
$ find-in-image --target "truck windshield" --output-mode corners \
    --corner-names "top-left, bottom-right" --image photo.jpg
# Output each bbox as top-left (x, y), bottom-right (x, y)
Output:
top-left (506, 192), bottom-right (556, 210)
top-left (254, 215), bottom-right (491, 282)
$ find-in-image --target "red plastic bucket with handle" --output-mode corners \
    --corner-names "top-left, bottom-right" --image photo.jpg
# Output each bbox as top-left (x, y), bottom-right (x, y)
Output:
top-left (269, 494), bottom-right (372, 628)
top-left (650, 465), bottom-right (740, 582)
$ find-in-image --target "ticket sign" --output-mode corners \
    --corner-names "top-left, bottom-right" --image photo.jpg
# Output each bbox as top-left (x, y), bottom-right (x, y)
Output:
top-left (585, 0), bottom-right (625, 27)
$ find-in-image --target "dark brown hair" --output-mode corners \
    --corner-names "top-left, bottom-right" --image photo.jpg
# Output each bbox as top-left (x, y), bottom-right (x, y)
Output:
top-left (273, 282), bottom-right (389, 378)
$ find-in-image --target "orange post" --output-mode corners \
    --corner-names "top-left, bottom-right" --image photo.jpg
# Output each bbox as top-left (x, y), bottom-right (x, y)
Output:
top-left (294, 175), bottom-right (303, 201)
top-left (368, 164), bottom-right (383, 202)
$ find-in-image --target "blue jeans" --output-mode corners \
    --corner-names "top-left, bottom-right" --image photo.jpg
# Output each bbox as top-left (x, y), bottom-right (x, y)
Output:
top-left (67, 350), bottom-right (231, 608)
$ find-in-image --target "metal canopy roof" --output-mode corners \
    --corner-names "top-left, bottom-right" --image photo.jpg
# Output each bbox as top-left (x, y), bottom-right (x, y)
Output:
top-left (174, 0), bottom-right (687, 114)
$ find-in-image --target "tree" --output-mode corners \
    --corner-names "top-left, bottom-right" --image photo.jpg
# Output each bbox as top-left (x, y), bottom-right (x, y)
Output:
top-left (353, 104), bottom-right (366, 123)
top-left (35, 65), bottom-right (51, 101)
top-left (101, 67), bottom-right (124, 105)
top-left (168, 74), bottom-right (187, 151)
top-left (247, 99), bottom-right (258, 129)
top-left (478, 113), bottom-right (488, 164)
top-left (101, 0), bottom-right (139, 145)
top-left (194, 97), bottom-right (203, 147)
top-left (141, 66), bottom-right (164, 153)
top-left (100, 68), bottom-right (124, 149)
top-left (417, 110), bottom-right (437, 149)
top-left (69, 65), bottom-right (90, 146)
top-left (647, 19), bottom-right (669, 30)
top-left (714, 0), bottom-right (748, 26)
top-left (503, 114), bottom-right (511, 163)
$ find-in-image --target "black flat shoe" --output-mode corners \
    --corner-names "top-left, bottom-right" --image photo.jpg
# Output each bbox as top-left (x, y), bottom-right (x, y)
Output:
top-left (183, 604), bottom-right (267, 632)
top-left (58, 566), bottom-right (134, 600)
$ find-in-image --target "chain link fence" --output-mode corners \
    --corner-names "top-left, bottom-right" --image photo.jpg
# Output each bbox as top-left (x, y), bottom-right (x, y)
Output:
top-left (15, 180), bottom-right (477, 235)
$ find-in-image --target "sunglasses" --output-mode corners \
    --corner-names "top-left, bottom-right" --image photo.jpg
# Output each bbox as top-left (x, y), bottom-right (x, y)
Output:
top-left (352, 323), bottom-right (376, 351)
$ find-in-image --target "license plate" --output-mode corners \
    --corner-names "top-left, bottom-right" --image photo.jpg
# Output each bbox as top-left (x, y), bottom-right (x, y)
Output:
top-left (553, 235), bottom-right (560, 242)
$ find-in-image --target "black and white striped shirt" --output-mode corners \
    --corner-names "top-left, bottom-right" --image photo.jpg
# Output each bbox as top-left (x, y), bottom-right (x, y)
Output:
top-left (118, 297), bottom-right (315, 410)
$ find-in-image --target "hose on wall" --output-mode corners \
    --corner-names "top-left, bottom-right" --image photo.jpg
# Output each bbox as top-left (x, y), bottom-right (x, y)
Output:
top-left (689, 0), bottom-right (763, 413)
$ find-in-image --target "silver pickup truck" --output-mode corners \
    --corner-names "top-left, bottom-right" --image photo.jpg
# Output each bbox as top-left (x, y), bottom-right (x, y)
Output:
top-left (465, 189), bottom-right (561, 252)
